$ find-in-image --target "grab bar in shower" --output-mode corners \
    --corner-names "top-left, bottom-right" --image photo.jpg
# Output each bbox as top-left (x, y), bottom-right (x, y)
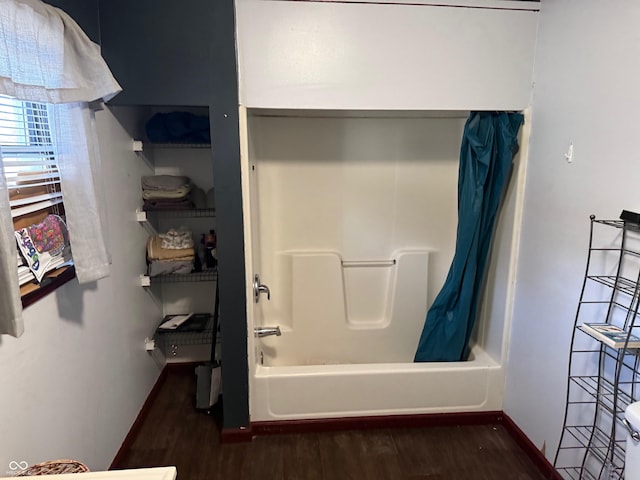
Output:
top-left (341, 259), bottom-right (396, 268)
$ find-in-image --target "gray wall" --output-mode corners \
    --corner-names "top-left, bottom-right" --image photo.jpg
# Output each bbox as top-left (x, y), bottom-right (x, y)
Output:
top-left (0, 1), bottom-right (163, 472)
top-left (505, 0), bottom-right (640, 458)
top-left (0, 108), bottom-right (161, 473)
top-left (45, 0), bottom-right (100, 43)
top-left (98, 0), bottom-right (214, 107)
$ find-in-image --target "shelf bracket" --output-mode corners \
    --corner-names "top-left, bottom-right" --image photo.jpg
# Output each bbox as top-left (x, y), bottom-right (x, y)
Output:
top-left (144, 337), bottom-right (156, 352)
top-left (132, 140), bottom-right (144, 152)
top-left (136, 209), bottom-right (157, 236)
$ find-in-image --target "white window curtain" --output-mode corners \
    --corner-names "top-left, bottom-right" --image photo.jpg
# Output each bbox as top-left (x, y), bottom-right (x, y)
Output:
top-left (54, 102), bottom-right (111, 283)
top-left (0, 146), bottom-right (24, 337)
top-left (0, 0), bottom-right (120, 103)
top-left (0, 0), bottom-right (121, 337)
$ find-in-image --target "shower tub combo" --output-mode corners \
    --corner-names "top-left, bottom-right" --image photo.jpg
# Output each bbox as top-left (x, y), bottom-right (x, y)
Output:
top-left (240, 109), bottom-right (530, 423)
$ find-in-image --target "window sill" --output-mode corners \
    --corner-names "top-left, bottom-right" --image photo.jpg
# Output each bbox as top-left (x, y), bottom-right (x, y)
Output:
top-left (21, 265), bottom-right (76, 308)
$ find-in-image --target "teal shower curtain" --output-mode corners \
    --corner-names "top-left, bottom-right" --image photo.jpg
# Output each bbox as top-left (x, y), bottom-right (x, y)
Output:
top-left (414, 111), bottom-right (524, 362)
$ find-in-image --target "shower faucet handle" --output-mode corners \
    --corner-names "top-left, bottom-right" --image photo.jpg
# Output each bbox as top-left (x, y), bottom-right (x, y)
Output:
top-left (258, 283), bottom-right (271, 300)
top-left (253, 274), bottom-right (271, 302)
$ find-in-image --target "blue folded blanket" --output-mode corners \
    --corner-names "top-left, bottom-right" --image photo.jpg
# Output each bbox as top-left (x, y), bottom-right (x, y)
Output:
top-left (145, 112), bottom-right (210, 144)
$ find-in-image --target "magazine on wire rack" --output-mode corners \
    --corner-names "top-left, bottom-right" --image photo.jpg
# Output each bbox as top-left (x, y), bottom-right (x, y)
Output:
top-left (580, 323), bottom-right (640, 349)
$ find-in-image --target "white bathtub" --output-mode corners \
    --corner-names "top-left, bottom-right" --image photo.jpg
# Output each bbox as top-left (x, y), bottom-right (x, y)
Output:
top-left (250, 346), bottom-right (504, 422)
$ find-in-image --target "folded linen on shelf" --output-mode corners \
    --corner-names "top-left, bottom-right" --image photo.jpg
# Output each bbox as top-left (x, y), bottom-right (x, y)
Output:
top-left (148, 259), bottom-right (193, 276)
top-left (141, 175), bottom-right (191, 192)
top-left (160, 228), bottom-right (194, 250)
top-left (142, 184), bottom-right (192, 200)
top-left (147, 235), bottom-right (195, 261)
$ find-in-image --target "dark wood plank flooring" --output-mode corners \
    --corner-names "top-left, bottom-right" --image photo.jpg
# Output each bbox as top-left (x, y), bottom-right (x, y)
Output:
top-left (113, 367), bottom-right (547, 479)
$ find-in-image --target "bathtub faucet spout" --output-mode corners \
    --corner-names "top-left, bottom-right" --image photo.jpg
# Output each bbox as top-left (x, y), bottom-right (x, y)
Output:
top-left (254, 326), bottom-right (281, 338)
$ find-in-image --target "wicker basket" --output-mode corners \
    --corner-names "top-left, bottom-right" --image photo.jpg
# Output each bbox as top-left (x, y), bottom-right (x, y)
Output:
top-left (15, 459), bottom-right (89, 476)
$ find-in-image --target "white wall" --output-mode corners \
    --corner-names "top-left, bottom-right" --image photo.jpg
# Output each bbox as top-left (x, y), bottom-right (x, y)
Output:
top-left (235, 0), bottom-right (538, 110)
top-left (0, 107), bottom-right (161, 473)
top-left (505, 0), bottom-right (640, 458)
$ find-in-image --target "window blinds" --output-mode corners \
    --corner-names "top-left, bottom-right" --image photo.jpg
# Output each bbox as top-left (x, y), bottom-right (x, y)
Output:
top-left (0, 95), bottom-right (62, 219)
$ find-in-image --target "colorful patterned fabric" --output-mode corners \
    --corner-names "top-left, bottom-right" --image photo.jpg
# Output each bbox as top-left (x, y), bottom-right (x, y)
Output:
top-left (26, 214), bottom-right (69, 256)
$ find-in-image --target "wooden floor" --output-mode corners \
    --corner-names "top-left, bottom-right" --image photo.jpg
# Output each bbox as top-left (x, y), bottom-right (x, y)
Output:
top-left (113, 367), bottom-right (548, 480)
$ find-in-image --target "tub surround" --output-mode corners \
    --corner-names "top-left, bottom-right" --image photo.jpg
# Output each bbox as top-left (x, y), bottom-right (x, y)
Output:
top-left (242, 109), bottom-right (529, 423)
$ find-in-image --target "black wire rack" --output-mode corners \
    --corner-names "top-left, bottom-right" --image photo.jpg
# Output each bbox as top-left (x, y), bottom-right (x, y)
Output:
top-left (555, 215), bottom-right (640, 480)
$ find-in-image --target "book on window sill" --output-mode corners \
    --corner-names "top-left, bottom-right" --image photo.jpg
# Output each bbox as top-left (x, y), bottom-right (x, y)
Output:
top-left (579, 323), bottom-right (640, 349)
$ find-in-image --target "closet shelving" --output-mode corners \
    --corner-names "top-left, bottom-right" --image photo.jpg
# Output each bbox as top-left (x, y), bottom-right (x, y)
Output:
top-left (137, 208), bottom-right (217, 287)
top-left (136, 137), bottom-right (217, 287)
top-left (154, 314), bottom-right (216, 358)
top-left (145, 271), bottom-right (217, 284)
top-left (137, 207), bottom-right (217, 286)
top-left (555, 215), bottom-right (640, 480)
top-left (140, 272), bottom-right (217, 287)
top-left (144, 142), bottom-right (211, 149)
top-left (137, 208), bottom-right (216, 221)
top-left (134, 131), bottom-right (218, 360)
